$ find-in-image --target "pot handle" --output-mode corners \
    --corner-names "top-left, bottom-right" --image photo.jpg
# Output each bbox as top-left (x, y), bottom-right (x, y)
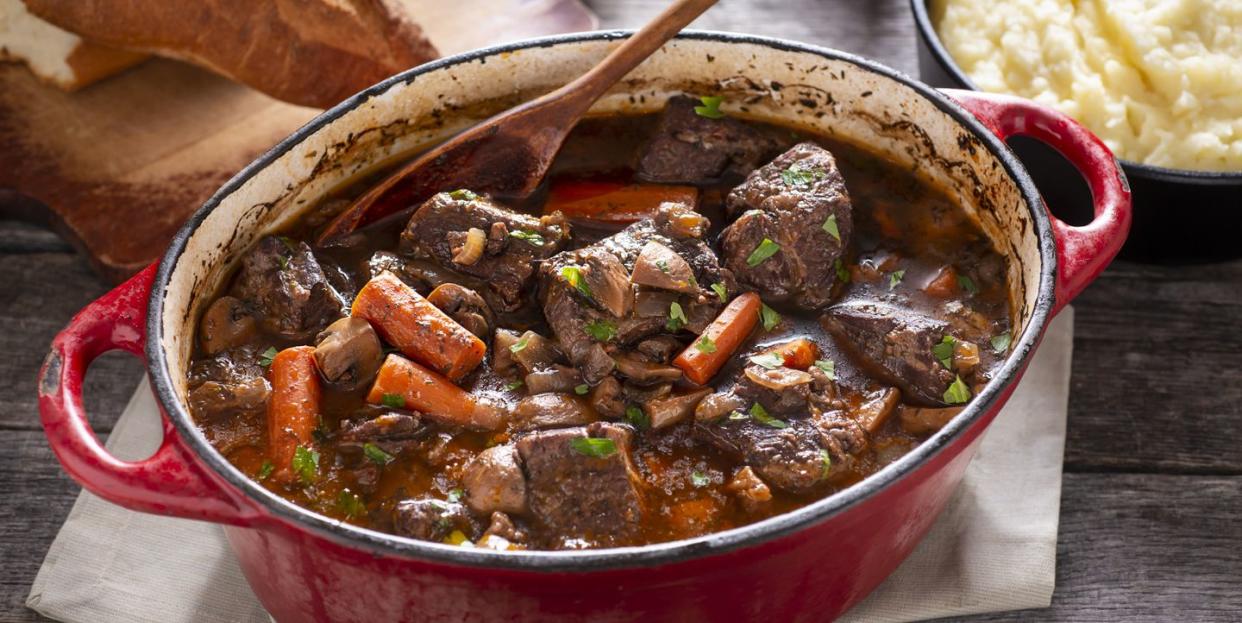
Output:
top-left (38, 265), bottom-right (258, 526)
top-left (943, 89), bottom-right (1131, 312)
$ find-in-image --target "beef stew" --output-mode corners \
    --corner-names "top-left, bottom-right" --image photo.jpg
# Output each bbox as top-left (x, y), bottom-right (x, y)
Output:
top-left (187, 96), bottom-right (1012, 551)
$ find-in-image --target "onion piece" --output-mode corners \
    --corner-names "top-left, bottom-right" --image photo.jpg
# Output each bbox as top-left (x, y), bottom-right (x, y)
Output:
top-left (452, 227), bottom-right (486, 266)
top-left (743, 365), bottom-right (814, 391)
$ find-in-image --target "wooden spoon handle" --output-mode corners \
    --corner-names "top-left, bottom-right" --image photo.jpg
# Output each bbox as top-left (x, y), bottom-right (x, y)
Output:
top-left (558, 0), bottom-right (717, 107)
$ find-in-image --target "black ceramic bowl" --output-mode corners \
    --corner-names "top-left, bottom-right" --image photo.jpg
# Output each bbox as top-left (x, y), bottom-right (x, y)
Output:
top-left (911, 0), bottom-right (1242, 262)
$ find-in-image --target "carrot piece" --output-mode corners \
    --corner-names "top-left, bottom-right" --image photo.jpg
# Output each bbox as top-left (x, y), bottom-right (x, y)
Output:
top-left (351, 272), bottom-right (486, 381)
top-left (367, 354), bottom-right (504, 431)
top-left (763, 338), bottom-right (820, 370)
top-left (673, 292), bottom-right (762, 385)
top-left (544, 181), bottom-right (699, 224)
top-left (267, 346), bottom-right (321, 485)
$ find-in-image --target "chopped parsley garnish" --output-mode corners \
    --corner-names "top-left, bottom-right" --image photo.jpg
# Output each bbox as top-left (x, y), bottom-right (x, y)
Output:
top-left (710, 282), bottom-right (728, 302)
top-left (278, 236), bottom-right (299, 253)
top-left (749, 403), bottom-right (787, 429)
top-left (337, 490), bottom-right (365, 518)
top-left (693, 95), bottom-right (725, 119)
top-left (991, 331), bottom-right (1012, 353)
top-left (625, 405), bottom-right (649, 430)
top-left (256, 461), bottom-right (274, 480)
top-left (509, 335), bottom-right (530, 354)
top-left (728, 410), bottom-right (750, 421)
top-left (291, 445), bottom-right (319, 484)
top-left (570, 436), bottom-right (618, 458)
top-left (505, 380), bottom-right (524, 391)
top-left (560, 265), bottom-right (592, 298)
top-left (822, 214), bottom-right (841, 241)
top-left (574, 384), bottom-right (590, 396)
top-left (363, 442), bottom-right (394, 465)
top-left (381, 393), bottom-right (406, 408)
top-left (819, 449), bottom-right (832, 480)
top-left (258, 346), bottom-right (278, 368)
top-left (760, 303), bottom-right (781, 331)
top-left (746, 238), bottom-right (781, 267)
top-left (509, 229), bottom-right (545, 246)
top-left (943, 375), bottom-right (972, 404)
top-left (667, 301), bottom-right (688, 332)
top-left (695, 335), bottom-right (717, 354)
top-left (447, 488), bottom-right (464, 503)
top-left (932, 335), bottom-right (957, 370)
top-left (691, 471), bottom-right (710, 487)
top-left (276, 255), bottom-right (290, 270)
top-left (780, 165), bottom-right (824, 188)
top-left (749, 352), bottom-right (784, 370)
top-left (814, 359), bottom-right (836, 380)
top-left (888, 269), bottom-right (905, 291)
top-left (656, 259), bottom-right (670, 273)
top-left (834, 258), bottom-right (851, 283)
top-left (957, 274), bottom-right (979, 294)
top-left (448, 189), bottom-right (478, 201)
top-left (584, 319), bottom-right (618, 342)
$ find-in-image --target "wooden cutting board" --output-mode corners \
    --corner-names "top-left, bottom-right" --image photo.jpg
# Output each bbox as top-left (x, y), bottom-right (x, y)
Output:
top-left (0, 0), bottom-right (596, 283)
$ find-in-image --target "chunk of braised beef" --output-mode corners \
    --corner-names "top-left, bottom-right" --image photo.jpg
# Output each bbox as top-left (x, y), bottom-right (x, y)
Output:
top-left (726, 465), bottom-right (773, 514)
top-left (392, 499), bottom-right (478, 542)
top-left (693, 414), bottom-right (829, 494)
top-left (187, 350), bottom-right (270, 422)
top-left (233, 236), bottom-right (344, 340)
top-left (462, 444), bottom-right (528, 516)
top-left (482, 511), bottom-right (527, 545)
top-left (821, 300), bottom-right (956, 406)
top-left (720, 142), bottom-right (854, 310)
top-left (539, 203), bottom-right (733, 384)
top-left (399, 192), bottom-right (568, 312)
top-left (636, 96), bottom-right (782, 184)
top-left (337, 412), bottom-right (430, 460)
top-left (515, 422), bottom-right (645, 547)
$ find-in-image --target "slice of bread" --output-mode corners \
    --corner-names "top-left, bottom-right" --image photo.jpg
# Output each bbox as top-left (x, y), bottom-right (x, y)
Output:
top-left (0, 0), bottom-right (146, 91)
top-left (21, 0), bottom-right (440, 108)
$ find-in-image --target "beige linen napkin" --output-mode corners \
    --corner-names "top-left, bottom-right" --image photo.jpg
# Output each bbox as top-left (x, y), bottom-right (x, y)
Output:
top-left (28, 309), bottom-right (1073, 623)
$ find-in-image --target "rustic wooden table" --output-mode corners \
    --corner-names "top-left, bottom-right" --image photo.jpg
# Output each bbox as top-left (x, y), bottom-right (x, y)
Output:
top-left (2, 1), bottom-right (1239, 621)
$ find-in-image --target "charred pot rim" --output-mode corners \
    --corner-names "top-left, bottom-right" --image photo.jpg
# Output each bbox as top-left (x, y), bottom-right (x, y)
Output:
top-left (148, 30), bottom-right (1057, 572)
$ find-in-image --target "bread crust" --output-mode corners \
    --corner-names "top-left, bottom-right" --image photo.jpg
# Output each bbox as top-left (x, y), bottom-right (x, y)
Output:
top-left (22, 0), bottom-right (439, 107)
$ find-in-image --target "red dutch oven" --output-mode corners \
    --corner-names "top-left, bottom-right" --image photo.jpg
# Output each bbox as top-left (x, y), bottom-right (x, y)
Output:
top-left (38, 32), bottom-right (1129, 622)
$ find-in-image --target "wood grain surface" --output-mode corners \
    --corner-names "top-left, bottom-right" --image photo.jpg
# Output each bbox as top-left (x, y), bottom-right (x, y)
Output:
top-left (2, 1), bottom-right (1239, 621)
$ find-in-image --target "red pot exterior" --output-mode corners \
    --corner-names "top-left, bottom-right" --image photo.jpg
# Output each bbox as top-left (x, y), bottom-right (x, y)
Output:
top-left (226, 394), bottom-right (1005, 623)
top-left (37, 33), bottom-right (1130, 623)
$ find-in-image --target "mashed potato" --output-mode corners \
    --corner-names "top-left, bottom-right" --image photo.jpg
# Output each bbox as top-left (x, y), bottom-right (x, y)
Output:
top-left (932, 0), bottom-right (1242, 171)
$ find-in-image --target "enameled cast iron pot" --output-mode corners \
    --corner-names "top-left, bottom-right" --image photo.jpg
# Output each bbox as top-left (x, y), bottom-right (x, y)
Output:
top-left (38, 32), bottom-right (1130, 622)
top-left (911, 0), bottom-right (1242, 262)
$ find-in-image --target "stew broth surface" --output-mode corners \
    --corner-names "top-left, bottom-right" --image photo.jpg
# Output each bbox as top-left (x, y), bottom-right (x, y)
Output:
top-left (189, 107), bottom-right (1011, 550)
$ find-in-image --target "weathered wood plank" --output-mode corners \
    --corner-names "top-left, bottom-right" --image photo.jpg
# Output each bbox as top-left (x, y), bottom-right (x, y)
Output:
top-left (585, 0), bottom-right (919, 74)
top-left (0, 252), bottom-right (145, 434)
top-left (1063, 260), bottom-right (1242, 474)
top-left (946, 473), bottom-right (1242, 622)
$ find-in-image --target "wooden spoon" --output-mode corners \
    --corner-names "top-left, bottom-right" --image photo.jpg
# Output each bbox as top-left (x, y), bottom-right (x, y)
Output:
top-left (317, 0), bottom-right (718, 243)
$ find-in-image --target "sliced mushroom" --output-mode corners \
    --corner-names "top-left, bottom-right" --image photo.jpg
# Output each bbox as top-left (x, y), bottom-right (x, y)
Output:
top-left (313, 317), bottom-right (383, 391)
top-left (524, 365), bottom-right (583, 395)
top-left (493, 329), bottom-right (520, 374)
top-left (899, 405), bottom-right (963, 435)
top-left (188, 376), bottom-right (271, 422)
top-left (427, 283), bottom-right (495, 339)
top-left (646, 387), bottom-right (712, 429)
top-left (613, 352), bottom-right (683, 386)
top-left (462, 444), bottom-right (528, 516)
top-left (853, 387), bottom-right (901, 434)
top-left (510, 330), bottom-right (564, 374)
top-left (199, 296), bottom-right (258, 355)
top-left (726, 465), bottom-right (773, 514)
top-left (589, 375), bottom-right (626, 419)
top-left (577, 248), bottom-right (633, 317)
top-left (694, 391), bottom-right (747, 424)
top-left (512, 393), bottom-right (595, 431)
top-left (743, 365), bottom-right (814, 392)
top-left (631, 241), bottom-right (697, 294)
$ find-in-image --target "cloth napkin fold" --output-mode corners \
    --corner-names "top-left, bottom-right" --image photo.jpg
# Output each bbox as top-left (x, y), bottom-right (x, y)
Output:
top-left (28, 310), bottom-right (1073, 623)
